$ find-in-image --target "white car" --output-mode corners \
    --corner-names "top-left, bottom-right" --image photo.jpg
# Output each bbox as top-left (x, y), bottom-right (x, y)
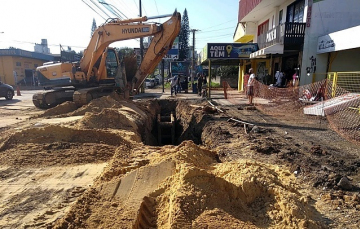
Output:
top-left (145, 78), bottom-right (155, 88)
top-left (154, 75), bottom-right (162, 84)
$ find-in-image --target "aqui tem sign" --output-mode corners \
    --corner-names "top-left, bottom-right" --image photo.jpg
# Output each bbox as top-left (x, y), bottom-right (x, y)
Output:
top-left (206, 43), bottom-right (258, 59)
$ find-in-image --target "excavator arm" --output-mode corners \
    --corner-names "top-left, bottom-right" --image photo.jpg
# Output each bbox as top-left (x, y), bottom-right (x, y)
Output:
top-left (132, 12), bottom-right (181, 91)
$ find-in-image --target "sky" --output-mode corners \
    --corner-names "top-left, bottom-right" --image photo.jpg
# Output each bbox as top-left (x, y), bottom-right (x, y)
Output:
top-left (0, 0), bottom-right (239, 54)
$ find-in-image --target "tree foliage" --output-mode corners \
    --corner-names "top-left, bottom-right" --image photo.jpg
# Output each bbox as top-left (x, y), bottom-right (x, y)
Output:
top-left (91, 18), bottom-right (97, 38)
top-left (179, 9), bottom-right (189, 61)
top-left (218, 66), bottom-right (239, 79)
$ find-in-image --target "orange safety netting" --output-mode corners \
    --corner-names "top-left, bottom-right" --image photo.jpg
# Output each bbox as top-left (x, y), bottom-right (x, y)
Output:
top-left (222, 79), bottom-right (360, 145)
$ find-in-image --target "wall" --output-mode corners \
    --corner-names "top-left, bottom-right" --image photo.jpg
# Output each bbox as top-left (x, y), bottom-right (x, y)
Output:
top-left (0, 56), bottom-right (13, 84)
top-left (300, 0), bottom-right (360, 85)
top-left (0, 56), bottom-right (45, 85)
top-left (328, 48), bottom-right (360, 72)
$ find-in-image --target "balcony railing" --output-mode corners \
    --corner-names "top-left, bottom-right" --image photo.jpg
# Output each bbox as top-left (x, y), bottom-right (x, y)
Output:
top-left (257, 22), bottom-right (306, 50)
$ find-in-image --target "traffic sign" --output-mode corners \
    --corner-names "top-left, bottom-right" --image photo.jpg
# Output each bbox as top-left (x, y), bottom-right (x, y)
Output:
top-left (164, 54), bottom-right (178, 59)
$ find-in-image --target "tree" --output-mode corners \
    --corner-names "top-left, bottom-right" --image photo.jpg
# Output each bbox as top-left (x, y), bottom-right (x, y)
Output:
top-left (178, 9), bottom-right (189, 61)
top-left (91, 18), bottom-right (97, 38)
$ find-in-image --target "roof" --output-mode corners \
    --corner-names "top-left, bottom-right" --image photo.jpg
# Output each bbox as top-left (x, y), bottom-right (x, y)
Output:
top-left (0, 49), bottom-right (55, 61)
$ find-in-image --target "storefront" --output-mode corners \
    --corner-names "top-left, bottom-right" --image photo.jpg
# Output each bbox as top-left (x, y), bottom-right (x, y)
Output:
top-left (317, 25), bottom-right (360, 72)
top-left (200, 43), bottom-right (259, 93)
top-left (0, 49), bottom-right (54, 86)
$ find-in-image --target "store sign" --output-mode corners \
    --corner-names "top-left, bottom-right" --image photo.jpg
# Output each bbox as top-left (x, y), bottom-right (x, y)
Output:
top-left (206, 43), bottom-right (258, 59)
top-left (317, 25), bottom-right (360, 53)
top-left (170, 61), bottom-right (190, 75)
top-left (164, 37), bottom-right (179, 59)
top-left (307, 0), bottom-right (313, 27)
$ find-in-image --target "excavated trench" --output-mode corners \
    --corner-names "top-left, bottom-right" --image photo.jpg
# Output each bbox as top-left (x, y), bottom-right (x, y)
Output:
top-left (147, 100), bottom-right (205, 146)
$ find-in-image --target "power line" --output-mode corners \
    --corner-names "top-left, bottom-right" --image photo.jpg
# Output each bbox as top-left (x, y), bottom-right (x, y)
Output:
top-left (196, 33), bottom-right (233, 40)
top-left (133, 0), bottom-right (139, 11)
top-left (201, 19), bottom-right (237, 30)
top-left (89, 0), bottom-right (112, 18)
top-left (82, 0), bottom-right (106, 20)
top-left (117, 0), bottom-right (132, 18)
top-left (154, 0), bottom-right (159, 15)
top-left (198, 26), bottom-right (235, 33)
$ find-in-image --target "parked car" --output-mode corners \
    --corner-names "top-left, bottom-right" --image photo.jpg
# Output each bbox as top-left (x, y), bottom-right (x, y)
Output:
top-left (154, 75), bottom-right (162, 84)
top-left (145, 78), bottom-right (155, 88)
top-left (155, 78), bottom-right (160, 85)
top-left (0, 81), bottom-right (15, 100)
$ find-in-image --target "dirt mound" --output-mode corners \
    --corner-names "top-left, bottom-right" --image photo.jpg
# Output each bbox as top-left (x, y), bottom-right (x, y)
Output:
top-left (53, 141), bottom-right (325, 228)
top-left (39, 101), bottom-right (78, 117)
top-left (0, 125), bottom-right (135, 167)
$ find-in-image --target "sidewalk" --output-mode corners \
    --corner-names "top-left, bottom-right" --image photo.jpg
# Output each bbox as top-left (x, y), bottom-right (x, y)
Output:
top-left (133, 86), bottom-right (269, 106)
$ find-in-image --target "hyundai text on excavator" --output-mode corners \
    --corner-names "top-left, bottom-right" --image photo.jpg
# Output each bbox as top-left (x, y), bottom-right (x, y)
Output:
top-left (33, 11), bottom-right (181, 109)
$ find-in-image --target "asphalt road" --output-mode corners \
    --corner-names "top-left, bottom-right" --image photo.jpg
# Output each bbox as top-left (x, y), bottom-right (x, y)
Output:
top-left (0, 90), bottom-right (44, 128)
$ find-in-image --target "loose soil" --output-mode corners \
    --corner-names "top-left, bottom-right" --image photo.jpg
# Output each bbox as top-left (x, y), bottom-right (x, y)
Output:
top-left (0, 92), bottom-right (359, 228)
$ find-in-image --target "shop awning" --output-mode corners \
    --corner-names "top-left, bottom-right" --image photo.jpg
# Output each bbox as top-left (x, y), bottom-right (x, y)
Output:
top-left (317, 25), bottom-right (360, 54)
top-left (250, 44), bottom-right (284, 59)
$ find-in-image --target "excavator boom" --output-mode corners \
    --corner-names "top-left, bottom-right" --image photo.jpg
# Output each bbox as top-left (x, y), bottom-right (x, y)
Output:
top-left (133, 12), bottom-right (181, 91)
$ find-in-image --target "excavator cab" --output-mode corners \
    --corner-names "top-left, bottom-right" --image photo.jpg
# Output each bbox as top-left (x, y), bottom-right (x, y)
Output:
top-left (92, 47), bottom-right (120, 85)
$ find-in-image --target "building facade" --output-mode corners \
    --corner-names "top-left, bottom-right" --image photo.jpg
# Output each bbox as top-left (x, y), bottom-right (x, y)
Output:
top-left (234, 0), bottom-right (360, 89)
top-left (0, 49), bottom-right (54, 86)
top-left (34, 39), bottom-right (51, 54)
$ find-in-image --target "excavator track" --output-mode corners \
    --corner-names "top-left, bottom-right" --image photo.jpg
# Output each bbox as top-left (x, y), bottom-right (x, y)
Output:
top-left (32, 88), bottom-right (75, 109)
top-left (73, 86), bottom-right (118, 107)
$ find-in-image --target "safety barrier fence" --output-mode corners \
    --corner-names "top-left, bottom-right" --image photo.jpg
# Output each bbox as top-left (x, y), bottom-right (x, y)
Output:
top-left (222, 74), bottom-right (360, 144)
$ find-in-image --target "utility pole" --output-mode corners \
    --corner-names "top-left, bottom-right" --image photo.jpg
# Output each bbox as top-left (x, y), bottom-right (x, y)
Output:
top-left (190, 29), bottom-right (199, 89)
top-left (139, 0), bottom-right (145, 93)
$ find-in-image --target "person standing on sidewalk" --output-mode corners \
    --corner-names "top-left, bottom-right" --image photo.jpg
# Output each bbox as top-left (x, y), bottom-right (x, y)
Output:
top-left (170, 75), bottom-right (178, 96)
top-left (247, 68), bottom-right (255, 105)
top-left (197, 74), bottom-right (203, 96)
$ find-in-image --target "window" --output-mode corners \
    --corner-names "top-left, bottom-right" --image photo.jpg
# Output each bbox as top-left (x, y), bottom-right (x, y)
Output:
top-left (16, 62), bottom-right (21, 66)
top-left (279, 10), bottom-right (283, 25)
top-left (287, 0), bottom-right (305, 23)
top-left (257, 20), bottom-right (269, 36)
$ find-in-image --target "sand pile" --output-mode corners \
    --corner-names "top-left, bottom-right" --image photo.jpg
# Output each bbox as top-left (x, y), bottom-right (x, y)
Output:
top-left (53, 141), bottom-right (325, 228)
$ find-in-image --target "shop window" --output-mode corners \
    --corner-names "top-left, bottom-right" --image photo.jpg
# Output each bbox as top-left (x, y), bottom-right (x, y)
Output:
top-left (16, 62), bottom-right (21, 66)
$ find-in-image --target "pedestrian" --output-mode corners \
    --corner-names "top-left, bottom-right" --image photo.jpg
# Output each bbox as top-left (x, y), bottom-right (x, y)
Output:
top-left (72, 64), bottom-right (76, 76)
top-left (292, 70), bottom-right (299, 87)
top-left (202, 77), bottom-right (208, 97)
top-left (197, 74), bottom-right (203, 96)
top-left (247, 68), bottom-right (255, 105)
top-left (177, 75), bottom-right (182, 93)
top-left (274, 70), bottom-right (284, 87)
top-left (170, 75), bottom-right (178, 96)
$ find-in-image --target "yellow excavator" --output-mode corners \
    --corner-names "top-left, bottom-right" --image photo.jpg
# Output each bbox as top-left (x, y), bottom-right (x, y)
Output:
top-left (33, 11), bottom-right (181, 109)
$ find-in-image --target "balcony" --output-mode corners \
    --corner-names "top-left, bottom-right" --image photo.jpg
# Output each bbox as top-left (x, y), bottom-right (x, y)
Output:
top-left (250, 22), bottom-right (305, 58)
top-left (257, 22), bottom-right (306, 49)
